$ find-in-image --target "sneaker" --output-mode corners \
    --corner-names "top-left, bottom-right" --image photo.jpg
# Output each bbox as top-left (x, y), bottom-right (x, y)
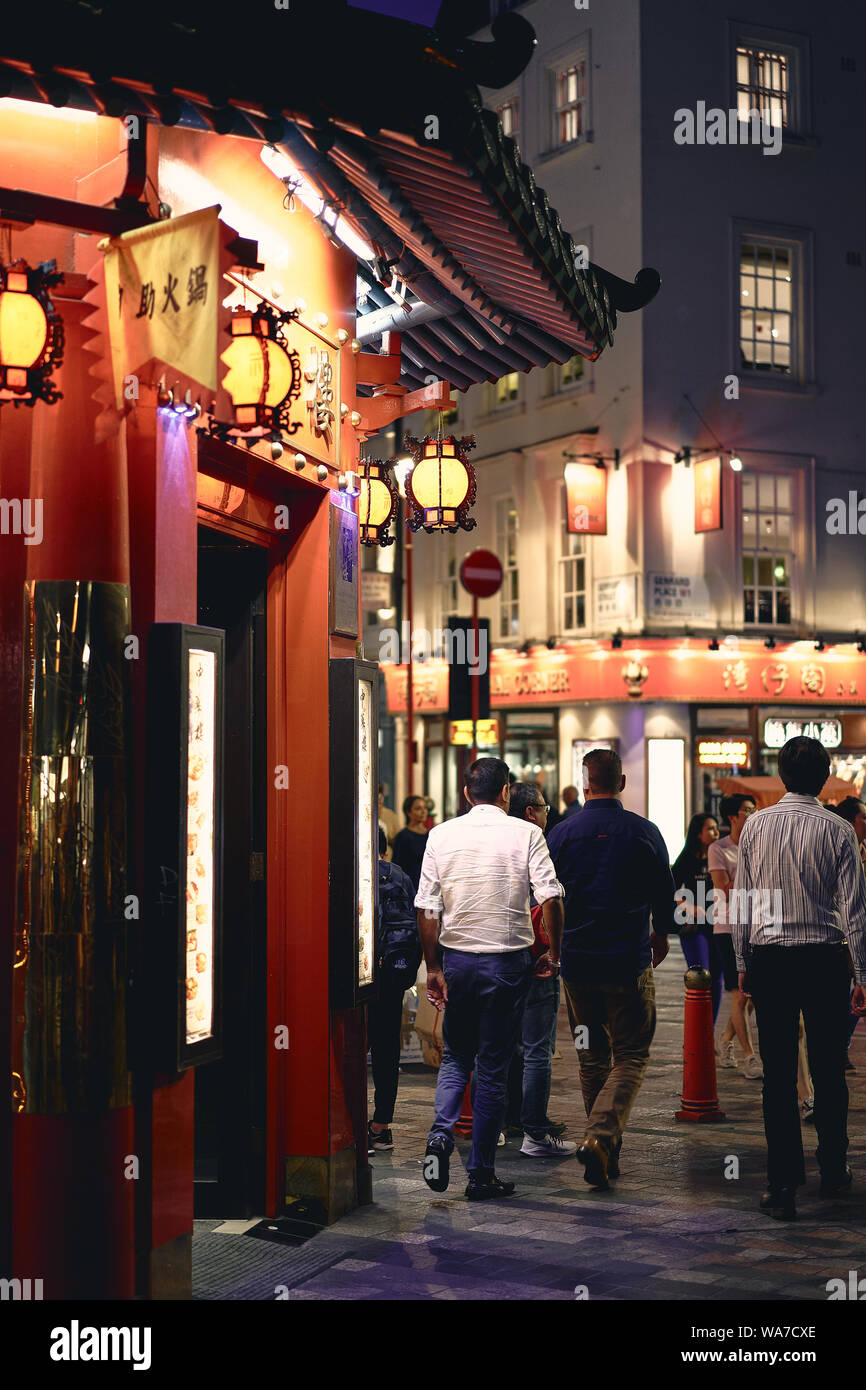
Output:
top-left (545, 1119), bottom-right (567, 1137)
top-left (465, 1174), bottom-right (515, 1202)
top-left (423, 1136), bottom-right (450, 1193)
top-left (717, 1041), bottom-right (737, 1069)
top-left (520, 1133), bottom-right (578, 1158)
top-left (368, 1122), bottom-right (393, 1152)
top-left (802, 1099), bottom-right (816, 1126)
top-left (743, 1054), bottom-right (764, 1080)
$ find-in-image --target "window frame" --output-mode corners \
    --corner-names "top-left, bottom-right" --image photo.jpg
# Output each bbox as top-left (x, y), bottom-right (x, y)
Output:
top-left (558, 484), bottom-right (588, 635)
top-left (494, 494), bottom-right (520, 643)
top-left (541, 34), bottom-right (592, 157)
top-left (728, 21), bottom-right (811, 140)
top-left (732, 220), bottom-right (814, 392)
top-left (740, 470), bottom-right (796, 629)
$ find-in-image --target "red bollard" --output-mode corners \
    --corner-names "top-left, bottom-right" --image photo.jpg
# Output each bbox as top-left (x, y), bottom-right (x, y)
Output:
top-left (454, 1077), bottom-right (473, 1136)
top-left (675, 967), bottom-right (726, 1122)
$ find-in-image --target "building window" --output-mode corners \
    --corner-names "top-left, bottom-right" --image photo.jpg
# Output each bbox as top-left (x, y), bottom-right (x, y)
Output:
top-left (739, 238), bottom-right (796, 376)
top-left (437, 534), bottom-right (459, 633)
top-left (560, 524), bottom-right (587, 632)
top-left (742, 471), bottom-right (794, 626)
top-left (547, 353), bottom-right (585, 395)
top-left (496, 97), bottom-right (519, 137)
top-left (496, 496), bottom-right (519, 639)
top-left (554, 60), bottom-right (588, 147)
top-left (484, 371), bottom-right (520, 413)
top-left (736, 44), bottom-right (788, 128)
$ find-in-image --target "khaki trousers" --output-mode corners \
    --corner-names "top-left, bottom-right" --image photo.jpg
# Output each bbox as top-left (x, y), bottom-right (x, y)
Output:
top-left (563, 968), bottom-right (656, 1153)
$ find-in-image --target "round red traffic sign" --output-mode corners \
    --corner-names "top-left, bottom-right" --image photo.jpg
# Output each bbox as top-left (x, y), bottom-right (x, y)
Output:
top-left (460, 549), bottom-right (503, 598)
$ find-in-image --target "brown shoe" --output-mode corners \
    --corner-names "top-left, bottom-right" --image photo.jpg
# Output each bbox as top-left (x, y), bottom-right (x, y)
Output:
top-left (577, 1135), bottom-right (610, 1190)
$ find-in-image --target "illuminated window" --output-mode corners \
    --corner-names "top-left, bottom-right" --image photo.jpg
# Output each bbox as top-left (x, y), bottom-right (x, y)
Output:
top-left (496, 98), bottom-right (519, 137)
top-left (554, 59), bottom-right (588, 147)
top-left (741, 471), bottom-right (794, 626)
top-left (548, 353), bottom-right (585, 395)
top-left (560, 489), bottom-right (586, 632)
top-left (496, 496), bottom-right (519, 639)
top-left (739, 238), bottom-right (796, 375)
top-left (736, 44), bottom-right (788, 128)
top-left (485, 371), bottom-right (520, 412)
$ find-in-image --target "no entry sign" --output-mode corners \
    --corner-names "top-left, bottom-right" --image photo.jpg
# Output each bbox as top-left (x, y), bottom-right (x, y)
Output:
top-left (460, 549), bottom-right (503, 598)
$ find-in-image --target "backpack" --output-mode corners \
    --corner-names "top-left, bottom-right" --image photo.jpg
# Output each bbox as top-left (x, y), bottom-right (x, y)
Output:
top-left (378, 861), bottom-right (422, 988)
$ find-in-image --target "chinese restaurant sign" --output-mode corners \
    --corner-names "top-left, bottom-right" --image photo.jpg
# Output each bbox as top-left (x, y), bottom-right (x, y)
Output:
top-left (694, 456), bottom-right (722, 533)
top-left (565, 462), bottom-right (607, 534)
top-left (103, 206), bottom-right (220, 409)
top-left (381, 645), bottom-right (865, 713)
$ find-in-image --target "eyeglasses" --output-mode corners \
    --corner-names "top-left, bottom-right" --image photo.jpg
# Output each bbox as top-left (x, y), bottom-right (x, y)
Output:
top-left (533, 803), bottom-right (549, 814)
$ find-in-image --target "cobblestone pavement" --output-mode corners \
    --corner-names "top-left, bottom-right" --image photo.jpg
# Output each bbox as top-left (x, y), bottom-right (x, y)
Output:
top-left (192, 952), bottom-right (866, 1301)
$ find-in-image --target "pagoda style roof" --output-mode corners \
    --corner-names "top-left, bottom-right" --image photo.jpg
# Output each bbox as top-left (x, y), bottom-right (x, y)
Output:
top-left (1, 1), bottom-right (659, 388)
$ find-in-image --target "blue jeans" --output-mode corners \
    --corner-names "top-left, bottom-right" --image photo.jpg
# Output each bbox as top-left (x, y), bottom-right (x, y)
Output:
top-left (521, 975), bottom-right (560, 1138)
top-left (679, 931), bottom-right (723, 1025)
top-left (428, 947), bottom-right (533, 1179)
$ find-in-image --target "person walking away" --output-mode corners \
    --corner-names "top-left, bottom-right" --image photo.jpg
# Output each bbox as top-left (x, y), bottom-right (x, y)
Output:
top-left (507, 782), bottom-right (576, 1158)
top-left (561, 786), bottom-right (580, 819)
top-left (708, 794), bottom-right (763, 1078)
top-left (734, 737), bottom-right (866, 1220)
top-left (391, 794), bottom-right (429, 893)
top-left (367, 829), bottom-right (423, 1153)
top-left (378, 782), bottom-right (400, 857)
top-left (672, 815), bottom-right (726, 1030)
top-left (416, 758), bottom-right (565, 1202)
top-left (547, 748), bottom-right (674, 1189)
top-left (832, 796), bottom-right (866, 1070)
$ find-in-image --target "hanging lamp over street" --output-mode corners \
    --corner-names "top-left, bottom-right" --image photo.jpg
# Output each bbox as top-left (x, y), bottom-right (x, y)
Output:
top-left (403, 429), bottom-right (477, 534)
top-left (220, 303), bottom-right (301, 434)
top-left (358, 457), bottom-right (398, 546)
top-left (0, 258), bottom-right (64, 406)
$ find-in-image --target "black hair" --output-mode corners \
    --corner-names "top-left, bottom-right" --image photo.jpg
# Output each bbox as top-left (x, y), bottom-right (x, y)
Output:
top-left (402, 794), bottom-right (426, 821)
top-left (508, 782), bottom-right (545, 819)
top-left (778, 736), bottom-right (830, 796)
top-left (832, 796), bottom-right (866, 826)
top-left (583, 747), bottom-right (622, 794)
top-left (679, 812), bottom-right (719, 858)
top-left (378, 827), bottom-right (388, 856)
top-left (718, 792), bottom-right (755, 823)
top-left (466, 757), bottom-right (510, 805)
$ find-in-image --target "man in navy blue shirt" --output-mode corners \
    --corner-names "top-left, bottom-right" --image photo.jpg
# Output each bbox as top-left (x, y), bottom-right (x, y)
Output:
top-left (547, 748), bottom-right (675, 1190)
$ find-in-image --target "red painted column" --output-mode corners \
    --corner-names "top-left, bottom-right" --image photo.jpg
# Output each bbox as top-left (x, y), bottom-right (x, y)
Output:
top-left (125, 385), bottom-right (198, 1296)
top-left (11, 297), bottom-right (135, 1299)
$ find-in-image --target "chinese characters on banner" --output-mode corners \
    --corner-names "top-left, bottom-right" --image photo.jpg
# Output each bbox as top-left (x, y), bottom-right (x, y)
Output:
top-left (102, 206), bottom-right (221, 409)
top-left (694, 456), bottom-right (722, 533)
top-left (565, 462), bottom-right (607, 534)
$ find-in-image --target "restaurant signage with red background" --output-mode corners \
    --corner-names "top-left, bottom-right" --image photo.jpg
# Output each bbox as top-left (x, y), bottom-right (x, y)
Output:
top-left (565, 462), bottom-right (607, 535)
top-left (382, 641), bottom-right (865, 714)
top-left (694, 456), bottom-right (722, 533)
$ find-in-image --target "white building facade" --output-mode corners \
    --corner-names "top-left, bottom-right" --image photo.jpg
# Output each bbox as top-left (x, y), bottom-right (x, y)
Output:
top-left (371, 0), bottom-right (866, 847)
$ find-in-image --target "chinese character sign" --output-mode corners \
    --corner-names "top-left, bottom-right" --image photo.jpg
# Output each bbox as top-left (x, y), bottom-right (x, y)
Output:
top-left (694, 456), bottom-right (722, 533)
top-left (103, 206), bottom-right (221, 409)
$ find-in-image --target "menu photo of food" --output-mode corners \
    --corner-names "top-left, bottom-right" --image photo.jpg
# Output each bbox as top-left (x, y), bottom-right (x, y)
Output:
top-left (186, 649), bottom-right (216, 1045)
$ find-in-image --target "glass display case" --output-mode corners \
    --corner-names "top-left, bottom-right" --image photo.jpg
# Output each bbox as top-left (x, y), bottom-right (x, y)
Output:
top-left (147, 623), bottom-right (225, 1070)
top-left (329, 658), bottom-right (379, 1008)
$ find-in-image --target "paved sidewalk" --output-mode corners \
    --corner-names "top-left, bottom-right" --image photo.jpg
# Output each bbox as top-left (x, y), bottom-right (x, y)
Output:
top-left (192, 952), bottom-right (866, 1300)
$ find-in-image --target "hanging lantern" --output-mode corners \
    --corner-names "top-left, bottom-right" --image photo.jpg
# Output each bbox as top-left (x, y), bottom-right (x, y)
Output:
top-left (0, 259), bottom-right (64, 407)
top-left (219, 303), bottom-right (301, 435)
top-left (358, 458), bottom-right (398, 547)
top-left (404, 433), bottom-right (477, 534)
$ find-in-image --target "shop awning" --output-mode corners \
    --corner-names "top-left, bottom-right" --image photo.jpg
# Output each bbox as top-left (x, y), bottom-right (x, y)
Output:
top-left (716, 775), bottom-right (858, 809)
top-left (0, 2), bottom-right (660, 390)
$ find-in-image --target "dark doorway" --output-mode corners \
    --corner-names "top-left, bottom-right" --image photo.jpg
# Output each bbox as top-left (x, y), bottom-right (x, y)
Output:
top-left (194, 525), bottom-right (268, 1216)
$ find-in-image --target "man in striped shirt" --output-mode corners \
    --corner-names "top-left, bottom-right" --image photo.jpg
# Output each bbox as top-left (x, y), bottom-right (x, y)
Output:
top-left (734, 736), bottom-right (866, 1219)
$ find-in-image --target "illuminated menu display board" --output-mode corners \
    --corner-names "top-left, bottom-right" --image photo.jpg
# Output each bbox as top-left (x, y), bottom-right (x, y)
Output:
top-left (330, 658), bottom-right (379, 1008)
top-left (186, 649), bottom-right (217, 1045)
top-left (147, 624), bottom-right (224, 1071)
